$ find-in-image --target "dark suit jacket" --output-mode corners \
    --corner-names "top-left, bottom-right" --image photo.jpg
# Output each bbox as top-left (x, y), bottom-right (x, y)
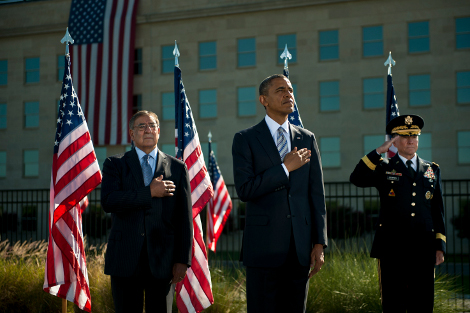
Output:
top-left (232, 119), bottom-right (327, 268)
top-left (101, 148), bottom-right (193, 280)
top-left (350, 150), bottom-right (446, 262)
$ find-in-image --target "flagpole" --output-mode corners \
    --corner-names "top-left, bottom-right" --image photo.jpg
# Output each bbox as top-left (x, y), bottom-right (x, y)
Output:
top-left (384, 51), bottom-right (396, 75)
top-left (207, 131), bottom-right (212, 254)
top-left (60, 27), bottom-right (74, 56)
top-left (173, 41), bottom-right (214, 312)
top-left (59, 26), bottom-right (74, 313)
top-left (280, 43), bottom-right (292, 76)
top-left (173, 40), bottom-right (180, 67)
top-left (172, 39), bottom-right (182, 313)
top-left (280, 43), bottom-right (304, 128)
top-left (384, 51), bottom-right (397, 161)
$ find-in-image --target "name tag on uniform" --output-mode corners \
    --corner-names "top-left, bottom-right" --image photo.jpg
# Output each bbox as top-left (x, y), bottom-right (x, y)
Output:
top-left (387, 176), bottom-right (399, 181)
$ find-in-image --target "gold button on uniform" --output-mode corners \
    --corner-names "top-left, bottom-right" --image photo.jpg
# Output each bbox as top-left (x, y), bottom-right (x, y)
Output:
top-left (411, 202), bottom-right (415, 206)
top-left (411, 213), bottom-right (415, 217)
top-left (413, 183), bottom-right (417, 186)
top-left (412, 192), bottom-right (416, 196)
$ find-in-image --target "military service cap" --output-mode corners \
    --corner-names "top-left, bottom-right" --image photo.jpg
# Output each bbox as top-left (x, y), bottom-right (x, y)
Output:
top-left (386, 114), bottom-right (424, 136)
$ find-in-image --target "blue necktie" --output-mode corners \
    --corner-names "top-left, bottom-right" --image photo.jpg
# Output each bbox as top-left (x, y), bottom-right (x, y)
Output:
top-left (142, 154), bottom-right (153, 186)
top-left (277, 127), bottom-right (288, 161)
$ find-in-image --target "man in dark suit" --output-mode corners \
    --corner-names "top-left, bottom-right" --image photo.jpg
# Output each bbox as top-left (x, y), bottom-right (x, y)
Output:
top-left (101, 110), bottom-right (193, 313)
top-left (232, 74), bottom-right (327, 313)
top-left (350, 114), bottom-right (445, 312)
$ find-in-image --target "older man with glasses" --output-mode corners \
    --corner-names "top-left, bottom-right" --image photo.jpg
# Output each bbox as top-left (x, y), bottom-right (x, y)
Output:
top-left (101, 110), bottom-right (193, 313)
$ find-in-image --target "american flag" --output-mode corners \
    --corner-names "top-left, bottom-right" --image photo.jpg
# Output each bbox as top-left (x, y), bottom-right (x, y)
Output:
top-left (385, 73), bottom-right (400, 158)
top-left (207, 138), bottom-right (232, 252)
top-left (283, 68), bottom-right (304, 128)
top-left (174, 64), bottom-right (214, 313)
top-left (43, 55), bottom-right (102, 312)
top-left (68, 0), bottom-right (139, 145)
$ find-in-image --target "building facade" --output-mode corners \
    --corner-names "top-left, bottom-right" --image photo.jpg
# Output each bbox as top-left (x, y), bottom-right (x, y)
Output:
top-left (0, 0), bottom-right (469, 190)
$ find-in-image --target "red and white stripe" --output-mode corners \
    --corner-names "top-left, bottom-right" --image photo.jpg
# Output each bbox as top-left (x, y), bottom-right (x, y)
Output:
top-left (44, 128), bottom-right (101, 312)
top-left (175, 124), bottom-right (214, 313)
top-left (70, 0), bottom-right (138, 146)
top-left (183, 141), bottom-right (213, 217)
top-left (177, 216), bottom-right (214, 313)
top-left (207, 164), bottom-right (232, 252)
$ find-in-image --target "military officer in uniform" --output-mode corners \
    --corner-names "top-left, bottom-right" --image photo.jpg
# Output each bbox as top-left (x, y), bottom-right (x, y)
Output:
top-left (350, 114), bottom-right (445, 313)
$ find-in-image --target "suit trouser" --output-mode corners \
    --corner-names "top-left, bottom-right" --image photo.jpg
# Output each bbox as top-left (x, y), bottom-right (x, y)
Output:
top-left (111, 241), bottom-right (173, 313)
top-left (246, 233), bottom-right (310, 313)
top-left (379, 257), bottom-right (435, 313)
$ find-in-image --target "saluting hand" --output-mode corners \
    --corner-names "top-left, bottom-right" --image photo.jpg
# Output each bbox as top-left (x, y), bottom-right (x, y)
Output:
top-left (283, 147), bottom-right (311, 172)
top-left (376, 136), bottom-right (400, 154)
top-left (150, 175), bottom-right (176, 197)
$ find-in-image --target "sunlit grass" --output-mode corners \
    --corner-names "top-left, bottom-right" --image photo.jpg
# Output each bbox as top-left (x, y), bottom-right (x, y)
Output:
top-left (0, 239), bottom-right (465, 313)
top-left (307, 239), bottom-right (464, 312)
top-left (307, 239), bottom-right (382, 312)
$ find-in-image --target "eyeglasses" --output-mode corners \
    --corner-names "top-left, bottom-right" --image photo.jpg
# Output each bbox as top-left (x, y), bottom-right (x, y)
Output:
top-left (134, 123), bottom-right (158, 131)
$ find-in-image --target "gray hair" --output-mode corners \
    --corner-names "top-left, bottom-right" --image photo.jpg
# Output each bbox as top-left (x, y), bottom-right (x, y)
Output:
top-left (129, 110), bottom-right (160, 130)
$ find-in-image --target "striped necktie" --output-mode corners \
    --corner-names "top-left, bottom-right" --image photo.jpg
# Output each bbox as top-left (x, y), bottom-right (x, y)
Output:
top-left (277, 127), bottom-right (288, 161)
top-left (142, 154), bottom-right (153, 186)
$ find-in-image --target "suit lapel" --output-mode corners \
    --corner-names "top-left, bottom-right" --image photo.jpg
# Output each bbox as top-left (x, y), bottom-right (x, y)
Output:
top-left (126, 149), bottom-right (146, 187)
top-left (255, 120), bottom-right (282, 165)
top-left (289, 124), bottom-right (303, 149)
top-left (155, 150), bottom-right (168, 179)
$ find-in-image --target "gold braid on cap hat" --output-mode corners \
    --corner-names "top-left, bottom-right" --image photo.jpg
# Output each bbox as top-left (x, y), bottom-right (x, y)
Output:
top-left (391, 125), bottom-right (421, 136)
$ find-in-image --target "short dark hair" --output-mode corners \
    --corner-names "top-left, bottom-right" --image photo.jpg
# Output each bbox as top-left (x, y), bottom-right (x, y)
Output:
top-left (259, 74), bottom-right (288, 96)
top-left (129, 110), bottom-right (160, 130)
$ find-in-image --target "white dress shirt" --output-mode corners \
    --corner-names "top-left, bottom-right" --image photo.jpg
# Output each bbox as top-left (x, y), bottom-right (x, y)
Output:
top-left (265, 115), bottom-right (291, 177)
top-left (135, 146), bottom-right (159, 174)
top-left (398, 153), bottom-right (417, 171)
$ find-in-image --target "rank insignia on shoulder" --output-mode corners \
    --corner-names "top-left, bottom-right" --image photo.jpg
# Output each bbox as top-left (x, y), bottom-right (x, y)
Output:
top-left (425, 191), bottom-right (433, 200)
top-left (386, 170), bottom-right (402, 176)
top-left (424, 167), bottom-right (435, 180)
top-left (389, 189), bottom-right (396, 197)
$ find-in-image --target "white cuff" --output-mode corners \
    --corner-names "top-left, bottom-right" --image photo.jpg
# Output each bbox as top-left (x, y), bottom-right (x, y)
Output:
top-left (281, 164), bottom-right (289, 178)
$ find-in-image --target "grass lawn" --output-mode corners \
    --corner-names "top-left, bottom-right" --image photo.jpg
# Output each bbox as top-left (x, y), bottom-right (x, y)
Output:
top-left (0, 239), bottom-right (465, 313)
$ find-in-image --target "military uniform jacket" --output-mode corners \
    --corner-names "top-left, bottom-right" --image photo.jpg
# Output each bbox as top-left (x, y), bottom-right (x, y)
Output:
top-left (350, 150), bottom-right (446, 261)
